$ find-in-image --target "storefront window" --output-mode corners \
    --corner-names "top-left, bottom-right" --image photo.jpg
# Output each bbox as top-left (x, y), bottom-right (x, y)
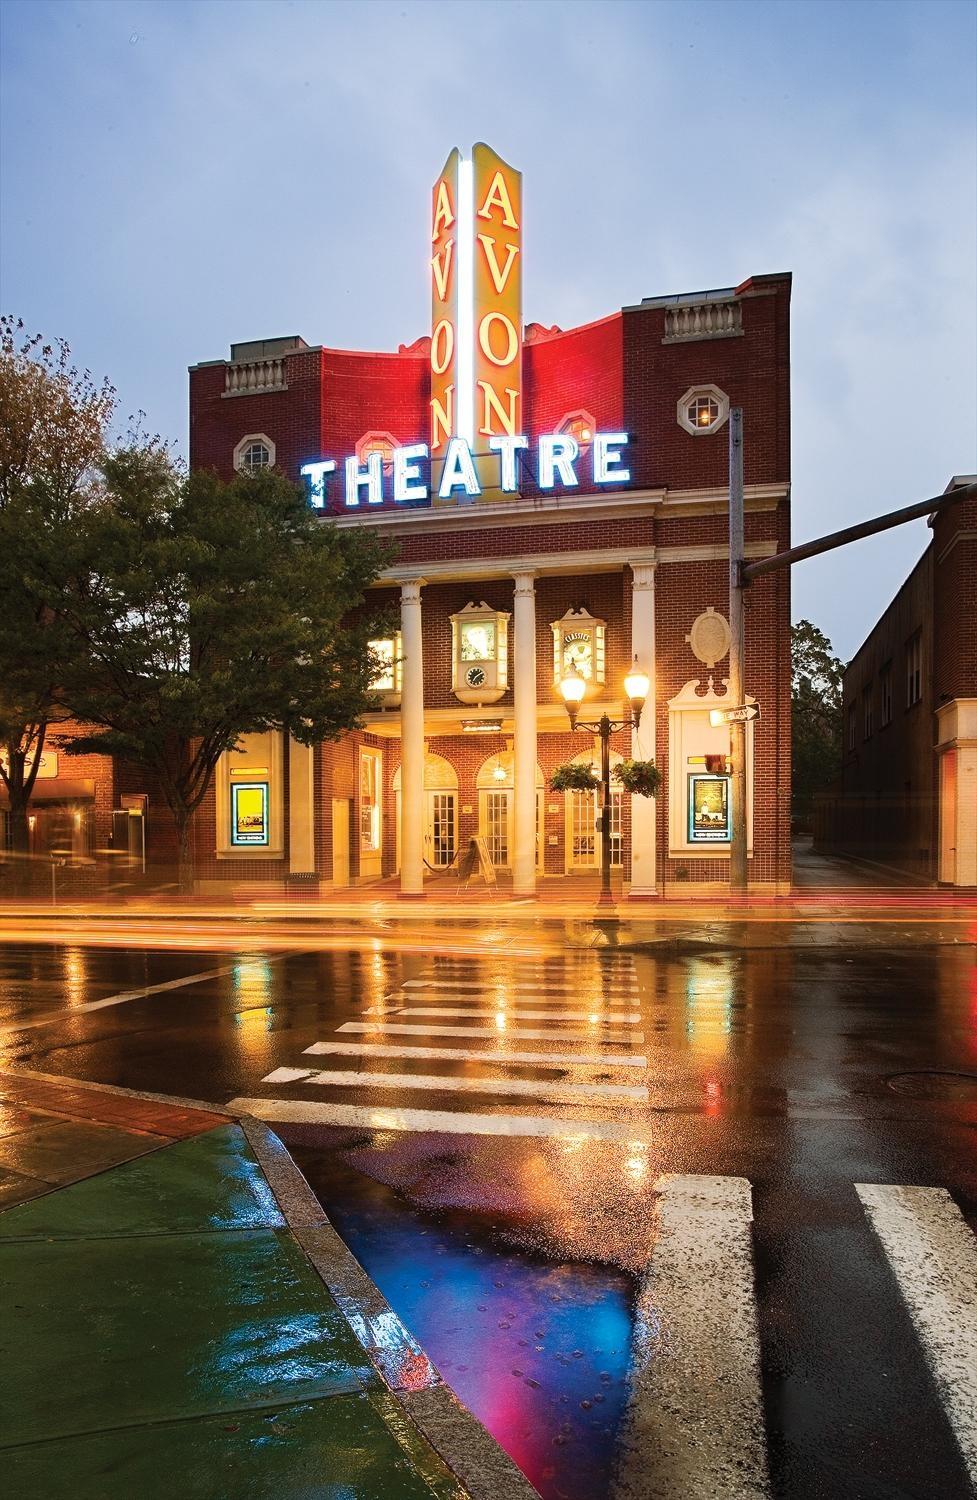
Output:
top-left (360, 749), bottom-right (381, 851)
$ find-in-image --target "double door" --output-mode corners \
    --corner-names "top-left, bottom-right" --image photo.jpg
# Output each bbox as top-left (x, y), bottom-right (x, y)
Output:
top-left (567, 789), bottom-right (622, 871)
top-left (479, 789), bottom-right (544, 871)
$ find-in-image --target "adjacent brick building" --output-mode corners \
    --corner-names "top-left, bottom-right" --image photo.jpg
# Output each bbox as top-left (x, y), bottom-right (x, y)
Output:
top-left (815, 476), bottom-right (977, 886)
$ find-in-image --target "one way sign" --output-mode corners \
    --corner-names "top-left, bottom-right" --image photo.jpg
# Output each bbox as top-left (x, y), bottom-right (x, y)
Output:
top-left (710, 703), bottom-right (761, 726)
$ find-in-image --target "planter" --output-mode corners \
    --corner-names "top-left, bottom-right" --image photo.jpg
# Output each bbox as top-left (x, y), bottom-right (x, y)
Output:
top-left (549, 761), bottom-right (600, 793)
top-left (612, 759), bottom-right (661, 798)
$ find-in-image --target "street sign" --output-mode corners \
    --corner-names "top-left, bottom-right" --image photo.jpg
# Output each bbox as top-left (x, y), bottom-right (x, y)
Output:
top-left (710, 703), bottom-right (761, 726)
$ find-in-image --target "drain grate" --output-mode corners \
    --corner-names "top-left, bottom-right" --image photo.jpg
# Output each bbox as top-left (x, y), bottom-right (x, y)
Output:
top-left (886, 1070), bottom-right (977, 1101)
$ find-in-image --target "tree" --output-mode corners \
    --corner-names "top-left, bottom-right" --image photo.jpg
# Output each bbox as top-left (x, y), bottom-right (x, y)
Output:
top-left (0, 318), bottom-right (115, 879)
top-left (61, 455), bottom-right (392, 892)
top-left (791, 619), bottom-right (844, 826)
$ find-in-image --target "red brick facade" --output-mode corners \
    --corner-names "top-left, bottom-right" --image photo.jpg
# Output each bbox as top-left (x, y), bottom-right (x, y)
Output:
top-left (186, 272), bottom-right (793, 896)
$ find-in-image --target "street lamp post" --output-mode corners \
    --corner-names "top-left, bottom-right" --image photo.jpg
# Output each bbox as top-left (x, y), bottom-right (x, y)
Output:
top-left (558, 657), bottom-right (650, 907)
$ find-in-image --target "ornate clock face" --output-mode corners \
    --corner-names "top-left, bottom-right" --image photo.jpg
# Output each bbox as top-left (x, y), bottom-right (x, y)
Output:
top-left (562, 632), bottom-right (593, 678)
top-left (465, 665), bottom-right (487, 688)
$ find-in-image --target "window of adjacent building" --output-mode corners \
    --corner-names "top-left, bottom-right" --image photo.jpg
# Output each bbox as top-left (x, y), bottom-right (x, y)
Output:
top-left (677, 384), bottom-right (730, 437)
top-left (551, 607), bottom-right (607, 687)
top-left (906, 630), bottom-right (922, 707)
top-left (880, 662), bottom-right (892, 727)
top-left (360, 748), bottom-right (382, 852)
top-left (848, 705), bottom-right (857, 752)
top-left (863, 691), bottom-right (874, 740)
top-left (368, 635), bottom-right (401, 694)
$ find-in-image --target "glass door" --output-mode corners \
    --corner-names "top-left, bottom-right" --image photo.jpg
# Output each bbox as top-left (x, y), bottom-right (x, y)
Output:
top-left (567, 790), bottom-right (622, 870)
top-left (482, 789), bottom-right (511, 867)
top-left (427, 792), bottom-right (457, 868)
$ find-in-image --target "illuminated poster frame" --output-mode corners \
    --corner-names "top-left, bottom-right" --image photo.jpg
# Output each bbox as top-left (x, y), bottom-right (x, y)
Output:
top-left (687, 774), bottom-right (731, 843)
top-left (231, 782), bottom-right (270, 847)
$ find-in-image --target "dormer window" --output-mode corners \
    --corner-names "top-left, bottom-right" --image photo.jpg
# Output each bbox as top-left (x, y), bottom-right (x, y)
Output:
top-left (451, 602), bottom-right (509, 704)
top-left (368, 633), bottom-right (402, 707)
top-left (551, 607), bottom-right (606, 688)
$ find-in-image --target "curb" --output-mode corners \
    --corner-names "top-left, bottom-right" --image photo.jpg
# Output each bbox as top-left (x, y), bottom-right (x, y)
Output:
top-left (239, 1115), bottom-right (541, 1500)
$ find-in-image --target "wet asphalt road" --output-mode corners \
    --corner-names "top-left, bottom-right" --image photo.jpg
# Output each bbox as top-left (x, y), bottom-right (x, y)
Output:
top-left (1, 934), bottom-right (975, 1499)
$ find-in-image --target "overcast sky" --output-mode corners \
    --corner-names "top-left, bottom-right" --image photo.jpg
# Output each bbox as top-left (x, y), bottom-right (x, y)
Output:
top-left (2, 0), bottom-right (975, 660)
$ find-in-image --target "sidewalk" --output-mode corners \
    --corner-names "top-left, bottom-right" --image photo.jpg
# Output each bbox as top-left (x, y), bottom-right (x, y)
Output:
top-left (0, 1076), bottom-right (536, 1499)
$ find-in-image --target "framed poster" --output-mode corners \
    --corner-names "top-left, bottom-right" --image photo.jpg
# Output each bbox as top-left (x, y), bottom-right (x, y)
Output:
top-left (231, 782), bottom-right (269, 847)
top-left (688, 774), bottom-right (730, 843)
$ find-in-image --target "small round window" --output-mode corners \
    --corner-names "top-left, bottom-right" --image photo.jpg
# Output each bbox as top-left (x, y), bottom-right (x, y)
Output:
top-left (689, 396), bottom-right (719, 430)
top-left (677, 385), bottom-right (729, 437)
top-left (240, 441), bottom-right (270, 472)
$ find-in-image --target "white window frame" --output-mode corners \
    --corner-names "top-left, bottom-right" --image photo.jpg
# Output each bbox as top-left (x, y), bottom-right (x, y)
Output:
top-left (359, 747), bottom-right (382, 854)
top-left (677, 385), bottom-right (730, 437)
top-left (233, 432), bottom-right (276, 472)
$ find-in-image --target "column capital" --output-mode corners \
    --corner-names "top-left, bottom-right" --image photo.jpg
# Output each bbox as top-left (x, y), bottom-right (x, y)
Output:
top-left (512, 570), bottom-right (537, 596)
top-left (630, 563), bottom-right (656, 591)
top-left (400, 577), bottom-right (426, 605)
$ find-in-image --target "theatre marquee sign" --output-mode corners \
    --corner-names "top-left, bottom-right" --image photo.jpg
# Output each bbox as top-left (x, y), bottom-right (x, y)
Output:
top-left (300, 142), bottom-right (630, 510)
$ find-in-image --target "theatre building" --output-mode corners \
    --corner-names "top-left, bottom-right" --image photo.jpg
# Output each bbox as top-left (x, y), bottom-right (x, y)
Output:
top-left (187, 144), bottom-right (793, 898)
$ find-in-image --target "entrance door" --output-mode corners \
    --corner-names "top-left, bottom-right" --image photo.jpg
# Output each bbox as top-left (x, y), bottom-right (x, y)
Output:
top-left (426, 792), bottom-right (457, 869)
top-left (567, 790), bottom-right (623, 871)
top-left (481, 789), bottom-right (511, 868)
top-left (939, 750), bottom-right (957, 884)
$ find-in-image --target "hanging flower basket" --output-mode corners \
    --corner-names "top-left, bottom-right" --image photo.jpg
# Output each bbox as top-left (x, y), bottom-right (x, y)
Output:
top-left (612, 759), bottom-right (662, 798)
top-left (549, 761), bottom-right (600, 793)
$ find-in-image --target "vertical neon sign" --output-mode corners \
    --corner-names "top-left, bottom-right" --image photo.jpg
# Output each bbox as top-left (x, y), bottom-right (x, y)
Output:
top-left (432, 144), bottom-right (522, 501)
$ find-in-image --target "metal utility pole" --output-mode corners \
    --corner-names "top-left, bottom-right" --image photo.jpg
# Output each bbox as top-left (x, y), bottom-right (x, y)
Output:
top-left (728, 407), bottom-right (748, 893)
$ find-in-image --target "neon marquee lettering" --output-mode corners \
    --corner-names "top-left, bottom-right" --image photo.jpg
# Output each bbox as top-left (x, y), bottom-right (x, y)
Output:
top-left (302, 433), bottom-right (631, 508)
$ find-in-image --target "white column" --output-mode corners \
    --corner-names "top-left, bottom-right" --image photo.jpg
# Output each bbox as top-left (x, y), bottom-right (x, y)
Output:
top-left (512, 571), bottom-right (538, 897)
top-left (399, 578), bottom-right (426, 896)
top-left (629, 563), bottom-right (657, 895)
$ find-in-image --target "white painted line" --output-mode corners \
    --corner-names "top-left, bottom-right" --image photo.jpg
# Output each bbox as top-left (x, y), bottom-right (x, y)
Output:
top-left (0, 957), bottom-right (284, 1036)
top-left (401, 979), bottom-right (637, 997)
top-left (228, 1098), bottom-right (654, 1138)
top-left (394, 1006), bottom-right (642, 1024)
top-left (613, 1175), bottom-right (770, 1500)
top-left (303, 1040), bottom-right (648, 1068)
top-left (260, 1066), bottom-right (647, 1104)
top-left (856, 1183), bottom-right (977, 1485)
top-left (339, 1021), bottom-right (644, 1044)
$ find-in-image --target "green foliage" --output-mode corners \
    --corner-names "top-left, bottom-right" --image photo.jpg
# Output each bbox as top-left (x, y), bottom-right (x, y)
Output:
top-left (791, 618), bottom-right (844, 825)
top-left (549, 761), bottom-right (600, 793)
top-left (0, 316), bottom-right (116, 860)
top-left (612, 759), bottom-right (661, 798)
top-left (59, 456), bottom-right (393, 886)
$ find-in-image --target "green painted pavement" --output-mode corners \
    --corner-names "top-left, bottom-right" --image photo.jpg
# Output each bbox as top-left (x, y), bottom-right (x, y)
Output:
top-left (5, 1395), bottom-right (463, 1500)
top-left (0, 1124), bottom-right (464, 1499)
top-left (0, 1122), bottom-right (283, 1238)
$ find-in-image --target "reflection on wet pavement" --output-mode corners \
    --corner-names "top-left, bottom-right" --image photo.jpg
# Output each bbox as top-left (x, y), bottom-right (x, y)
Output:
top-left (288, 1138), bottom-right (634, 1500)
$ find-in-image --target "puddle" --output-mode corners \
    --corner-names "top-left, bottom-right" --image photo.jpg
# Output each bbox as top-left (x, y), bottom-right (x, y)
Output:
top-left (286, 1137), bottom-right (634, 1500)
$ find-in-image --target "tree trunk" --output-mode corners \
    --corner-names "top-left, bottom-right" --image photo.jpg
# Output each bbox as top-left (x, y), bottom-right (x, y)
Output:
top-left (3, 741), bottom-right (41, 897)
top-left (176, 812), bottom-right (194, 897)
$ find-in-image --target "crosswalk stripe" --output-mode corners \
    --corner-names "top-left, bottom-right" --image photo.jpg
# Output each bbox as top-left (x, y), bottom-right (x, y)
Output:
top-left (856, 1183), bottom-right (977, 1484)
top-left (393, 1006), bottom-right (642, 1024)
top-left (338, 1021), bottom-right (644, 1044)
top-left (227, 1099), bottom-right (656, 1138)
top-left (613, 1175), bottom-right (770, 1499)
top-left (303, 1040), bottom-right (648, 1068)
top-left (260, 1065), bottom-right (648, 1105)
